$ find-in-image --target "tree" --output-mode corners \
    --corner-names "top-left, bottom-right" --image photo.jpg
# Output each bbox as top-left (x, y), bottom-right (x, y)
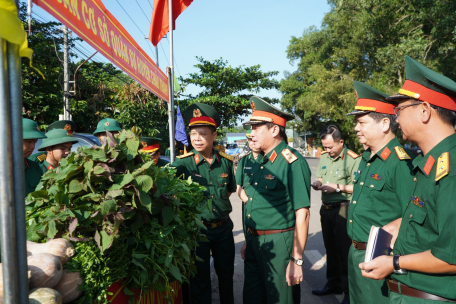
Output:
top-left (280, 0), bottom-right (456, 151)
top-left (179, 57), bottom-right (281, 129)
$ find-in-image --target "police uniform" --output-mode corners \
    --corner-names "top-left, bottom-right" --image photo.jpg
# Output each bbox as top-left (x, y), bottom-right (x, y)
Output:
top-left (346, 82), bottom-right (415, 304)
top-left (314, 145), bottom-right (361, 298)
top-left (23, 118), bottom-right (46, 196)
top-left (242, 96), bottom-right (311, 304)
top-left (35, 129), bottom-right (78, 174)
top-left (28, 120), bottom-right (76, 163)
top-left (385, 56), bottom-right (456, 303)
top-left (171, 103), bottom-right (236, 304)
top-left (139, 137), bottom-right (169, 167)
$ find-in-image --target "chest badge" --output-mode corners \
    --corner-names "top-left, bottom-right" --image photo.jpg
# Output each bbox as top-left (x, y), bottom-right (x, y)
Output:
top-left (411, 196), bottom-right (424, 207)
top-left (370, 173), bottom-right (382, 180)
top-left (322, 166), bottom-right (327, 169)
top-left (264, 174), bottom-right (275, 180)
top-left (220, 173), bottom-right (228, 178)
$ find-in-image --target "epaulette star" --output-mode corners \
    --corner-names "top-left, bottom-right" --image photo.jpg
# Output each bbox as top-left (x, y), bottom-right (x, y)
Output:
top-left (176, 152), bottom-right (194, 159)
top-left (281, 148), bottom-right (298, 164)
top-left (219, 151), bottom-right (234, 161)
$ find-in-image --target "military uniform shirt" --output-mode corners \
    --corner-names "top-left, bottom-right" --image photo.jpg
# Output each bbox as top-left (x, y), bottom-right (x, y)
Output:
top-left (347, 137), bottom-right (414, 242)
top-left (316, 146), bottom-right (361, 203)
top-left (25, 158), bottom-right (42, 196)
top-left (392, 133), bottom-right (456, 300)
top-left (172, 149), bottom-right (236, 222)
top-left (244, 140), bottom-right (311, 230)
top-left (235, 152), bottom-right (261, 190)
top-left (37, 159), bottom-right (55, 175)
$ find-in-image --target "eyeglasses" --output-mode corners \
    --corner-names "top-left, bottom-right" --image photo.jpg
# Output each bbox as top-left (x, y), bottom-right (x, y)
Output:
top-left (393, 102), bottom-right (423, 117)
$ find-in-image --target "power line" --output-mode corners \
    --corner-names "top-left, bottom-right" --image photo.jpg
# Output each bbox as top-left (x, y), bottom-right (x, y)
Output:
top-left (135, 0), bottom-right (151, 23)
top-left (147, 0), bottom-right (153, 10)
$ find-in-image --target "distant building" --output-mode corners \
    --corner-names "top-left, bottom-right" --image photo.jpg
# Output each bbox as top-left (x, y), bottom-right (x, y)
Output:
top-left (226, 133), bottom-right (247, 144)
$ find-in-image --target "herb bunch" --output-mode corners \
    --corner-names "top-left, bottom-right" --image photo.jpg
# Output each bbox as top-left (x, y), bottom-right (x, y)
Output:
top-left (26, 130), bottom-right (207, 303)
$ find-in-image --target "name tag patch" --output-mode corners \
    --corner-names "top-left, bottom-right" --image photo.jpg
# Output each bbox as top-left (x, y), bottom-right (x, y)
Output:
top-left (193, 173), bottom-right (203, 178)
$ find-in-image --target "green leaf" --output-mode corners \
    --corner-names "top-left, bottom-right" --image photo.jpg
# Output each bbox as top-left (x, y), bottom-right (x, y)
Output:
top-left (169, 264), bottom-right (182, 282)
top-left (162, 206), bottom-right (174, 226)
top-left (137, 189), bottom-right (152, 212)
top-left (47, 219), bottom-right (57, 239)
top-left (106, 189), bottom-right (124, 199)
top-left (100, 200), bottom-right (117, 216)
top-left (126, 138), bottom-right (139, 154)
top-left (54, 192), bottom-right (69, 205)
top-left (134, 175), bottom-right (153, 193)
top-left (68, 179), bottom-right (84, 193)
top-left (100, 230), bottom-right (113, 252)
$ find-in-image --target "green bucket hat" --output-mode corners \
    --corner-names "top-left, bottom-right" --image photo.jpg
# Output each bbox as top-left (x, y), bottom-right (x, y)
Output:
top-left (386, 56), bottom-right (456, 111)
top-left (38, 129), bottom-right (79, 151)
top-left (23, 118), bottom-right (46, 140)
top-left (185, 103), bottom-right (221, 128)
top-left (139, 137), bottom-right (162, 154)
top-left (346, 82), bottom-right (394, 116)
top-left (244, 96), bottom-right (294, 127)
top-left (46, 120), bottom-right (76, 133)
top-left (93, 118), bottom-right (122, 135)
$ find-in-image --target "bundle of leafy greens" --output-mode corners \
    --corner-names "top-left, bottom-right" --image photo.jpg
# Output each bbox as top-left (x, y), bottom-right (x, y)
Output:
top-left (25, 130), bottom-right (208, 303)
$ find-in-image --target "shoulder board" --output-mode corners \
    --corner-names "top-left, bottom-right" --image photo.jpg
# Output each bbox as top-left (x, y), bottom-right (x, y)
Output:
top-left (435, 152), bottom-right (449, 182)
top-left (281, 149), bottom-right (298, 164)
top-left (239, 151), bottom-right (251, 160)
top-left (219, 151), bottom-right (234, 161)
top-left (321, 151), bottom-right (328, 155)
top-left (347, 150), bottom-right (360, 159)
top-left (176, 152), bottom-right (194, 159)
top-left (36, 154), bottom-right (47, 162)
top-left (394, 146), bottom-right (411, 160)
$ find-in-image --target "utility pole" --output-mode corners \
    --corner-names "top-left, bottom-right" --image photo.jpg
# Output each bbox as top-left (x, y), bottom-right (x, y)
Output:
top-left (63, 26), bottom-right (71, 120)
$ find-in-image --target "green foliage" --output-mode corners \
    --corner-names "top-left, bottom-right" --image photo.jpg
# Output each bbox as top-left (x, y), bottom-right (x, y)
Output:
top-left (280, 0), bottom-right (456, 151)
top-left (26, 130), bottom-right (207, 303)
top-left (179, 57), bottom-right (280, 128)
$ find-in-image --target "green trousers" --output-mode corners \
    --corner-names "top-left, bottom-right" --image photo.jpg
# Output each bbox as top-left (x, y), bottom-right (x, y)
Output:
top-left (389, 290), bottom-right (442, 303)
top-left (348, 245), bottom-right (389, 304)
top-left (191, 217), bottom-right (235, 304)
top-left (243, 229), bottom-right (298, 304)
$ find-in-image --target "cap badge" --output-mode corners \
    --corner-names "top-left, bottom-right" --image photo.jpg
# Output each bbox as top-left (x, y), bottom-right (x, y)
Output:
top-left (411, 196), bottom-right (424, 207)
top-left (193, 109), bottom-right (202, 118)
top-left (104, 122), bottom-right (110, 126)
top-left (64, 124), bottom-right (71, 131)
top-left (251, 101), bottom-right (257, 111)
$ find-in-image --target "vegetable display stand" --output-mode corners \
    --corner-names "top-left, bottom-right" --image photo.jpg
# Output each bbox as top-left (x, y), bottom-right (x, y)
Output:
top-left (107, 281), bottom-right (182, 304)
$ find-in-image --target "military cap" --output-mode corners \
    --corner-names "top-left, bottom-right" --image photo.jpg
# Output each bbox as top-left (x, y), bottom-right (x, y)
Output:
top-left (46, 120), bottom-right (76, 133)
top-left (386, 56), bottom-right (456, 111)
top-left (23, 118), bottom-right (46, 140)
top-left (93, 118), bottom-right (122, 135)
top-left (244, 96), bottom-right (294, 127)
top-left (346, 82), bottom-right (394, 116)
top-left (139, 137), bottom-right (161, 154)
top-left (38, 129), bottom-right (78, 151)
top-left (185, 103), bottom-right (221, 128)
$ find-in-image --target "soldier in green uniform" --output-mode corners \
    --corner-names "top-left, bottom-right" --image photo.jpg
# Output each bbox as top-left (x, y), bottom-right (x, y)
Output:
top-left (359, 56), bottom-right (456, 303)
top-left (242, 96), bottom-right (311, 304)
top-left (28, 120), bottom-right (76, 163)
top-left (171, 103), bottom-right (236, 304)
top-left (35, 129), bottom-right (79, 174)
top-left (345, 82), bottom-right (415, 304)
top-left (93, 118), bottom-right (122, 144)
top-left (311, 124), bottom-right (361, 304)
top-left (139, 137), bottom-right (169, 167)
top-left (23, 118), bottom-right (46, 196)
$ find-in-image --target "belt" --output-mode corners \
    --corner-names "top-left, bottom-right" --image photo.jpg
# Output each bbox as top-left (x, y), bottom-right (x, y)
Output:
top-left (352, 240), bottom-right (366, 250)
top-left (322, 201), bottom-right (350, 210)
top-left (387, 279), bottom-right (456, 302)
top-left (201, 217), bottom-right (228, 229)
top-left (249, 227), bottom-right (294, 236)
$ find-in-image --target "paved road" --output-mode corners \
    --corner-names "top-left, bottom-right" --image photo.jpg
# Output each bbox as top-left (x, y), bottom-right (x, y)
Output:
top-left (210, 157), bottom-right (344, 304)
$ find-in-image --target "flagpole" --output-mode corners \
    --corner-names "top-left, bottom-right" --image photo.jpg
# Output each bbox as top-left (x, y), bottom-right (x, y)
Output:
top-left (167, 0), bottom-right (176, 162)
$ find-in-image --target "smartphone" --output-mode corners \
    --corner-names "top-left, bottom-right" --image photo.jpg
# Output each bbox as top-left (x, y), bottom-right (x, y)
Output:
top-left (311, 184), bottom-right (319, 190)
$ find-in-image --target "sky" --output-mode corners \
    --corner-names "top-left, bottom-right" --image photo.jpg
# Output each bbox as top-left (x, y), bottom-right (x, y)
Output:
top-left (29, 0), bottom-right (330, 104)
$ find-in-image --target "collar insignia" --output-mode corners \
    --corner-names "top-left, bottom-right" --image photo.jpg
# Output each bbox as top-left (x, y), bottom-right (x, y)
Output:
top-left (264, 174), bottom-right (275, 180)
top-left (380, 147), bottom-right (391, 161)
top-left (411, 196), bottom-right (424, 207)
top-left (47, 164), bottom-right (54, 170)
top-left (104, 122), bottom-right (110, 126)
top-left (193, 109), bottom-right (202, 117)
top-left (371, 173), bottom-right (382, 180)
top-left (270, 150), bottom-right (278, 163)
top-left (423, 155), bottom-right (435, 176)
top-left (220, 173), bottom-right (228, 178)
top-left (194, 153), bottom-right (200, 164)
top-left (251, 101), bottom-right (256, 111)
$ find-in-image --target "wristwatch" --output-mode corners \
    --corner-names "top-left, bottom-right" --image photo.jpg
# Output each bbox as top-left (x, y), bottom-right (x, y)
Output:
top-left (393, 254), bottom-right (408, 274)
top-left (290, 255), bottom-right (304, 266)
top-left (336, 184), bottom-right (341, 193)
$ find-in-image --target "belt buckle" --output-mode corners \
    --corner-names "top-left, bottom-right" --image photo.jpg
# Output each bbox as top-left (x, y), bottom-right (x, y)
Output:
top-left (353, 240), bottom-right (359, 249)
top-left (323, 204), bottom-right (330, 210)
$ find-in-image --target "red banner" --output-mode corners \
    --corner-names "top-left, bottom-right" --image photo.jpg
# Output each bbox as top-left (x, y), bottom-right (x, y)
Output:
top-left (33, 0), bottom-right (169, 101)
